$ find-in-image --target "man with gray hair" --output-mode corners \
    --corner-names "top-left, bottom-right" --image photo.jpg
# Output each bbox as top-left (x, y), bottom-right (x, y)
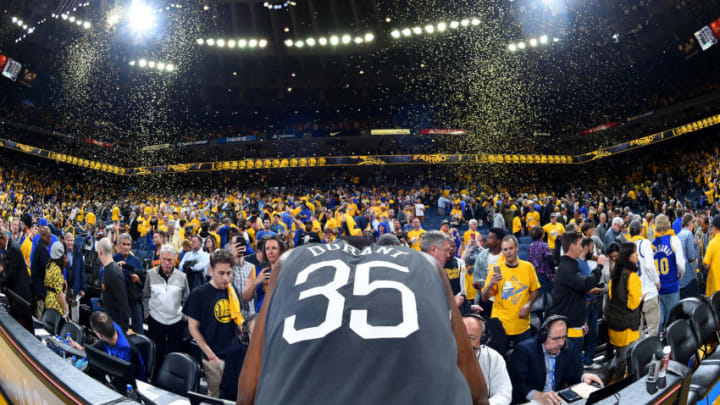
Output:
top-left (97, 238), bottom-right (131, 331)
top-left (421, 230), bottom-right (452, 268)
top-left (603, 217), bottom-right (626, 248)
top-left (167, 220), bottom-right (183, 253)
top-left (143, 244), bottom-right (190, 370)
top-left (678, 213), bottom-right (699, 298)
top-left (629, 220), bottom-right (661, 337)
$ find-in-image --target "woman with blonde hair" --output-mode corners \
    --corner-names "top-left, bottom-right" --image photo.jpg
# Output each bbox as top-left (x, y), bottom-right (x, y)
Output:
top-left (652, 214), bottom-right (686, 331)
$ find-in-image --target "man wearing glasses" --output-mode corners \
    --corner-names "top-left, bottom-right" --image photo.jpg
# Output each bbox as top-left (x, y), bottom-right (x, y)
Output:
top-left (508, 316), bottom-right (604, 405)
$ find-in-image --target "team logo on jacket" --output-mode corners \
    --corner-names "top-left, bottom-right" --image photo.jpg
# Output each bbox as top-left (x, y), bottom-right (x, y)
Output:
top-left (501, 276), bottom-right (528, 305)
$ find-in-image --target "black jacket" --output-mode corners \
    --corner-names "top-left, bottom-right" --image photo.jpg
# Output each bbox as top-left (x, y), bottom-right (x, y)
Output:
top-left (31, 239), bottom-right (50, 299)
top-left (549, 256), bottom-right (601, 328)
top-left (1, 239), bottom-right (32, 303)
top-left (508, 337), bottom-right (583, 404)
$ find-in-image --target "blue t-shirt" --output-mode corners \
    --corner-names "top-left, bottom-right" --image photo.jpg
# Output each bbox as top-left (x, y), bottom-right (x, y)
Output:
top-left (104, 322), bottom-right (146, 382)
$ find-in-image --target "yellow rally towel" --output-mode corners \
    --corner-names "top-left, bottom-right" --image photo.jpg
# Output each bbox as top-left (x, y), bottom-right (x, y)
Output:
top-left (227, 285), bottom-right (244, 326)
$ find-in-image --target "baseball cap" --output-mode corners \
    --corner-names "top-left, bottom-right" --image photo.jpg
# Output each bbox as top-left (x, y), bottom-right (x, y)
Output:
top-left (38, 218), bottom-right (48, 226)
top-left (441, 219), bottom-right (450, 226)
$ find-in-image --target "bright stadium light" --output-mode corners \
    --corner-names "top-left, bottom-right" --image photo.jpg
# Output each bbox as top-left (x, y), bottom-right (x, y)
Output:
top-left (391, 30), bottom-right (401, 38)
top-left (437, 22), bottom-right (447, 32)
top-left (341, 34), bottom-right (351, 44)
top-left (217, 38), bottom-right (225, 47)
top-left (227, 39), bottom-right (236, 48)
top-left (12, 17), bottom-right (17, 23)
top-left (401, 28), bottom-right (411, 37)
top-left (238, 39), bottom-right (247, 48)
top-left (539, 35), bottom-right (548, 44)
top-left (508, 43), bottom-right (517, 52)
top-left (412, 26), bottom-right (422, 35)
top-left (364, 33), bottom-right (374, 42)
top-left (450, 21), bottom-right (459, 29)
top-left (471, 18), bottom-right (480, 26)
top-left (157, 62), bottom-right (165, 70)
top-left (128, 0), bottom-right (155, 35)
top-left (148, 61), bottom-right (156, 68)
top-left (330, 35), bottom-right (339, 45)
top-left (165, 64), bottom-right (174, 72)
top-left (318, 37), bottom-right (327, 45)
top-left (249, 39), bottom-right (257, 47)
top-left (529, 38), bottom-right (538, 47)
top-left (294, 40), bottom-right (304, 47)
top-left (83, 21), bottom-right (91, 29)
top-left (306, 37), bottom-right (316, 46)
top-left (284, 39), bottom-right (293, 47)
top-left (69, 16), bottom-right (76, 22)
top-left (517, 41), bottom-right (526, 49)
top-left (424, 24), bottom-right (434, 33)
top-left (207, 38), bottom-right (215, 46)
top-left (138, 58), bottom-right (147, 67)
top-left (259, 39), bottom-right (267, 47)
top-left (196, 38), bottom-right (204, 45)
top-left (129, 60), bottom-right (136, 66)
top-left (354, 36), bottom-right (363, 44)
top-left (460, 19), bottom-right (469, 27)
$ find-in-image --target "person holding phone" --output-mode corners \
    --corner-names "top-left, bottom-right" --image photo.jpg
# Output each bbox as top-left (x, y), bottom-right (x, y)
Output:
top-left (231, 235), bottom-right (257, 318)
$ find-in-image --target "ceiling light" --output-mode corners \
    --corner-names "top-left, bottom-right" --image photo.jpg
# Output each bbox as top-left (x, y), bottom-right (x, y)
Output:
top-left (412, 26), bottom-right (422, 35)
top-left (83, 21), bottom-right (91, 29)
top-left (318, 37), bottom-right (328, 46)
top-left (166, 64), bottom-right (175, 72)
top-left (450, 21), bottom-right (459, 29)
top-left (233, 72), bottom-right (237, 76)
top-left (341, 34), bottom-right (351, 44)
top-left (359, 70), bottom-right (364, 75)
top-left (129, 60), bottom-right (136, 66)
top-left (291, 72), bottom-right (296, 77)
top-left (217, 38), bottom-right (225, 47)
top-left (401, 28), bottom-right (411, 37)
top-left (11, 17), bottom-right (17, 23)
top-left (364, 33), bottom-right (374, 42)
top-left (148, 61), bottom-right (156, 68)
top-left (284, 27), bottom-right (290, 32)
top-left (471, 18), bottom-right (480, 25)
top-left (354, 36), bottom-right (363, 44)
top-left (207, 38), bottom-right (215, 46)
top-left (424, 24), bottom-right (434, 33)
top-left (539, 35), bottom-right (548, 44)
top-left (517, 41), bottom-right (526, 49)
top-left (238, 39), bottom-right (247, 48)
top-left (437, 22), bottom-right (447, 32)
top-left (61, 14), bottom-right (67, 20)
top-left (138, 58), bottom-right (147, 67)
top-left (508, 43), bottom-right (517, 52)
top-left (69, 16), bottom-right (76, 22)
top-left (259, 39), bottom-right (267, 47)
top-left (529, 38), bottom-right (538, 47)
top-left (330, 35), bottom-right (339, 45)
top-left (203, 5), bottom-right (209, 11)
top-left (22, 24), bottom-right (27, 29)
top-left (157, 62), bottom-right (165, 70)
top-left (76, 20), bottom-right (83, 26)
top-left (553, 37), bottom-right (560, 42)
top-left (385, 17), bottom-right (391, 22)
top-left (249, 39), bottom-right (257, 47)
top-left (287, 87), bottom-right (292, 92)
top-left (284, 39), bottom-right (293, 47)
top-left (227, 39), bottom-right (236, 48)
top-left (128, 0), bottom-right (155, 35)
top-left (460, 19), bottom-right (469, 27)
top-left (306, 37), bottom-right (316, 46)
top-left (197, 38), bottom-right (204, 45)
top-left (294, 40), bottom-right (304, 47)
top-left (391, 30), bottom-right (401, 38)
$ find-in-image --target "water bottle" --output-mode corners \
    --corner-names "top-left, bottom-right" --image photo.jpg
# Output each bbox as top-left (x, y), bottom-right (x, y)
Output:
top-left (65, 332), bottom-right (72, 345)
top-left (126, 384), bottom-right (137, 400)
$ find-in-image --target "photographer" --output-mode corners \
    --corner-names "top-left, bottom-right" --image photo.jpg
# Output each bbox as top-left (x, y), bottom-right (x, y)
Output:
top-left (179, 235), bottom-right (210, 291)
top-left (113, 233), bottom-right (146, 335)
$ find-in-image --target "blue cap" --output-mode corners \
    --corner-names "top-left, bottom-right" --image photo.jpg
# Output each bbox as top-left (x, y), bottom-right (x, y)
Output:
top-left (38, 218), bottom-right (48, 226)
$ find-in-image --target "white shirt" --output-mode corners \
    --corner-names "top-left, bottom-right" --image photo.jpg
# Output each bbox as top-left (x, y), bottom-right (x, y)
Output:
top-left (669, 235), bottom-right (686, 280)
top-left (477, 346), bottom-right (513, 405)
top-left (179, 249), bottom-right (210, 277)
top-left (634, 238), bottom-right (660, 300)
top-left (415, 203), bottom-right (425, 216)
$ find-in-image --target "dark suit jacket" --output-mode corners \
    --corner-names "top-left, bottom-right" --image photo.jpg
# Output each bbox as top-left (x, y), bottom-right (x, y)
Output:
top-left (1, 238), bottom-right (32, 302)
top-left (30, 240), bottom-right (50, 299)
top-left (508, 337), bottom-right (582, 404)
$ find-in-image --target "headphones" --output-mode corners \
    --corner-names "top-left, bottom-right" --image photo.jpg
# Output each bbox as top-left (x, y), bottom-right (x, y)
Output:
top-left (539, 315), bottom-right (568, 350)
top-left (463, 313), bottom-right (488, 348)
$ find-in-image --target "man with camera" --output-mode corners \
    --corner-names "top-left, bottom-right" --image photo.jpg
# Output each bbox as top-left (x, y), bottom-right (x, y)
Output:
top-left (113, 233), bottom-right (145, 334)
top-left (179, 235), bottom-right (210, 291)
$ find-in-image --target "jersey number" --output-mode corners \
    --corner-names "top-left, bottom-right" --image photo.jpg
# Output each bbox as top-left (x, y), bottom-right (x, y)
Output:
top-left (282, 259), bottom-right (419, 344)
top-left (655, 257), bottom-right (670, 275)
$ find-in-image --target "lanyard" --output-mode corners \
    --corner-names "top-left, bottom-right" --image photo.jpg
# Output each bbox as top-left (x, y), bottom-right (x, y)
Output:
top-left (551, 357), bottom-right (556, 391)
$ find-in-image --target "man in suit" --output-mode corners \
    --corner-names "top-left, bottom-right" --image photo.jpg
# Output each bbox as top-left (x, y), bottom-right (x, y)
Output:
top-left (0, 225), bottom-right (33, 331)
top-left (508, 316), bottom-right (603, 405)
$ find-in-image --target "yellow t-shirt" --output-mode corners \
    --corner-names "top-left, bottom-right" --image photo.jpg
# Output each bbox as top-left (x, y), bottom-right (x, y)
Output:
top-left (463, 230), bottom-right (480, 246)
top-left (487, 260), bottom-right (540, 335)
top-left (21, 237), bottom-right (33, 275)
top-left (704, 234), bottom-right (720, 296)
top-left (543, 223), bottom-right (565, 250)
top-left (465, 270), bottom-right (478, 301)
top-left (608, 272), bottom-right (642, 347)
top-left (512, 217), bottom-right (522, 234)
top-left (407, 229), bottom-right (426, 251)
top-left (526, 211), bottom-right (540, 229)
top-left (112, 207), bottom-right (120, 222)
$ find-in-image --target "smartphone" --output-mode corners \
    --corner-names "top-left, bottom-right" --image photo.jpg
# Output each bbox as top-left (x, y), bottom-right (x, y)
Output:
top-left (596, 282), bottom-right (605, 289)
top-left (558, 389), bottom-right (582, 403)
top-left (493, 265), bottom-right (501, 275)
top-left (261, 261), bottom-right (271, 271)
